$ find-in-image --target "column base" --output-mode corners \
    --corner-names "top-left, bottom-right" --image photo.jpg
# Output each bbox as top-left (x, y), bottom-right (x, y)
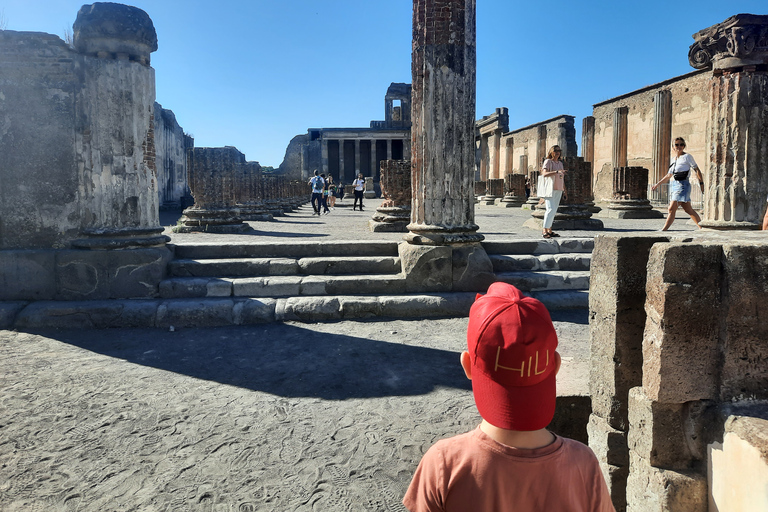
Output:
top-left (72, 226), bottom-right (170, 249)
top-left (173, 207), bottom-right (253, 234)
top-left (404, 224), bottom-right (485, 245)
top-left (604, 200), bottom-right (664, 219)
top-left (699, 220), bottom-right (762, 230)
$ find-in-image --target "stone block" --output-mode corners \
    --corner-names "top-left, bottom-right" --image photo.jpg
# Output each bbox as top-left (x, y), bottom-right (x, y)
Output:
top-left (14, 300), bottom-right (158, 329)
top-left (233, 276), bottom-right (300, 297)
top-left (627, 387), bottom-right (698, 470)
top-left (0, 302), bottom-right (28, 329)
top-left (378, 293), bottom-right (475, 319)
top-left (643, 243), bottom-right (722, 403)
top-left (720, 243), bottom-right (768, 401)
top-left (206, 279), bottom-right (233, 297)
top-left (451, 244), bottom-right (495, 292)
top-left (275, 297), bottom-right (341, 322)
top-left (550, 395), bottom-right (591, 445)
top-left (589, 234), bottom-right (668, 430)
top-left (0, 250), bottom-right (57, 300)
top-left (338, 297), bottom-right (383, 319)
top-left (599, 462), bottom-right (629, 512)
top-left (626, 452), bottom-right (707, 512)
top-left (588, 413), bottom-right (628, 467)
top-left (156, 299), bottom-right (234, 328)
top-left (159, 277), bottom-right (210, 299)
top-left (398, 243), bottom-right (452, 293)
top-left (233, 298), bottom-right (276, 324)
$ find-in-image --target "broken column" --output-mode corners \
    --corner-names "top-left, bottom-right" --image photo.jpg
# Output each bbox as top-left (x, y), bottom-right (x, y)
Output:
top-left (370, 160), bottom-right (411, 232)
top-left (605, 167), bottom-right (663, 219)
top-left (175, 147), bottom-right (252, 233)
top-left (524, 169), bottom-right (540, 209)
top-left (402, 0), bottom-right (493, 293)
top-left (689, 15), bottom-right (768, 229)
top-left (525, 156), bottom-right (603, 230)
top-left (480, 178), bottom-right (504, 205)
top-left (237, 162), bottom-right (272, 222)
top-left (499, 174), bottom-right (526, 208)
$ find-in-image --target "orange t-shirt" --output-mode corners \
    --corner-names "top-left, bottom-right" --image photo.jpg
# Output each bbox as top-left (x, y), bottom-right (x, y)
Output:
top-left (403, 427), bottom-right (615, 512)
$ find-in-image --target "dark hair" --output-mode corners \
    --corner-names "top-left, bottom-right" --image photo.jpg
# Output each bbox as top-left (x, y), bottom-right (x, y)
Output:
top-left (674, 137), bottom-right (686, 147)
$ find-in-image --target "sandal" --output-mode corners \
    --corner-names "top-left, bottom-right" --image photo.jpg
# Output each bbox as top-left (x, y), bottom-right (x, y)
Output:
top-left (550, 232), bottom-right (560, 237)
top-left (543, 233), bottom-right (552, 239)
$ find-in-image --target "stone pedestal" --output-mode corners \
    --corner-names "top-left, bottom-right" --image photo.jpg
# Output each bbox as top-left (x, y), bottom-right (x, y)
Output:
top-left (237, 162), bottom-right (272, 222)
top-left (605, 167), bottom-right (663, 219)
top-left (474, 180), bottom-right (486, 203)
top-left (499, 174), bottom-right (526, 208)
top-left (525, 157), bottom-right (604, 230)
top-left (175, 147), bottom-right (252, 233)
top-left (364, 176), bottom-right (377, 199)
top-left (480, 178), bottom-right (503, 206)
top-left (370, 160), bottom-right (411, 232)
top-left (524, 170), bottom-right (540, 209)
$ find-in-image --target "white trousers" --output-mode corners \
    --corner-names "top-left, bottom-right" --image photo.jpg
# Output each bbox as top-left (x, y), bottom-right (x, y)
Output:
top-left (543, 190), bottom-right (563, 229)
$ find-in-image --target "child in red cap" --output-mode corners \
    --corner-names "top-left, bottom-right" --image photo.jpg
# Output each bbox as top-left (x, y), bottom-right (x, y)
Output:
top-left (403, 282), bottom-right (615, 511)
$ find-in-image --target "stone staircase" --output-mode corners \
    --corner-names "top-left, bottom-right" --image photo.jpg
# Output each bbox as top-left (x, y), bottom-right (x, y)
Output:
top-left (3, 238), bottom-right (592, 329)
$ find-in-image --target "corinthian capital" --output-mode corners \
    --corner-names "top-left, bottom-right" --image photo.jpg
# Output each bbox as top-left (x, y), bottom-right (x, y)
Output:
top-left (688, 14), bottom-right (768, 70)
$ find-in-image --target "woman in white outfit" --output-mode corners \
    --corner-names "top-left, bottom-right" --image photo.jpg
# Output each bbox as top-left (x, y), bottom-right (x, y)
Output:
top-left (651, 137), bottom-right (703, 231)
top-left (540, 145), bottom-right (567, 238)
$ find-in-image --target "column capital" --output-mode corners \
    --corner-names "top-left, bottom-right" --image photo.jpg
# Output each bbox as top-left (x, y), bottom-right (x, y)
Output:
top-left (689, 14), bottom-right (768, 71)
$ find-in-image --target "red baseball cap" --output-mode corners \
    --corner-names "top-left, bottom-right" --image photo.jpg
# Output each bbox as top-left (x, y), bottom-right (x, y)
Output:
top-left (466, 282), bottom-right (559, 431)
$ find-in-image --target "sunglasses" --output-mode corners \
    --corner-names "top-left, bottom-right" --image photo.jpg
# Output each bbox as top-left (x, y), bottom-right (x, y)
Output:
top-left (674, 144), bottom-right (685, 147)
top-left (554, 149), bottom-right (562, 153)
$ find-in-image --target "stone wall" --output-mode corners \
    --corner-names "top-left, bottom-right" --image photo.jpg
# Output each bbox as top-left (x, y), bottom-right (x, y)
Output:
top-left (501, 115), bottom-right (577, 178)
top-left (154, 102), bottom-right (192, 209)
top-left (589, 232), bottom-right (768, 511)
top-left (589, 71), bottom-right (710, 202)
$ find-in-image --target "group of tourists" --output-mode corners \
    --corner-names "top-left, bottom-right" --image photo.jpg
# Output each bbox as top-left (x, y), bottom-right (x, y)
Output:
top-left (307, 170), bottom-right (367, 215)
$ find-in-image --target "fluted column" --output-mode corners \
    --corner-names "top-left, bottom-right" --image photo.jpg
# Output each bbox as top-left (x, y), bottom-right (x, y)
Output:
top-left (337, 139), bottom-right (345, 181)
top-left (612, 106), bottom-right (628, 169)
top-left (489, 131), bottom-right (500, 179)
top-left (354, 139), bottom-right (361, 176)
top-left (371, 139), bottom-right (378, 179)
top-left (407, 0), bottom-right (481, 245)
top-left (321, 138), bottom-right (329, 176)
top-left (582, 116), bottom-right (595, 164)
top-left (386, 139), bottom-right (392, 161)
top-left (652, 91), bottom-right (672, 185)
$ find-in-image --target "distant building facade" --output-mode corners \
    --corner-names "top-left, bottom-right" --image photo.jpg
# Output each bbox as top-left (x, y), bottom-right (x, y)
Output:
top-left (279, 83), bottom-right (412, 183)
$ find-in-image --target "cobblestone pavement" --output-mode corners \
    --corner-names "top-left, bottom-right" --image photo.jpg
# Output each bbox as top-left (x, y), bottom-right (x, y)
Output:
top-left (2, 201), bottom-right (688, 511)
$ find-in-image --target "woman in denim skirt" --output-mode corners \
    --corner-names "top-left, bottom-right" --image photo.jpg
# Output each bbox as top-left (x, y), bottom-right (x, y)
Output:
top-left (651, 137), bottom-right (704, 231)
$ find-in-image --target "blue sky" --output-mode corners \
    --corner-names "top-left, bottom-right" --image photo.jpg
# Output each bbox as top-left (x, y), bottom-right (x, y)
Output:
top-left (2, 1), bottom-right (766, 167)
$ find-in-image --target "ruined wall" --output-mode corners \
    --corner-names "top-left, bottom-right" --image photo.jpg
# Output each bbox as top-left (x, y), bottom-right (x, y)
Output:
top-left (154, 102), bottom-right (191, 209)
top-left (591, 71), bottom-right (710, 202)
top-left (502, 115), bottom-right (577, 177)
top-left (277, 133), bottom-right (309, 179)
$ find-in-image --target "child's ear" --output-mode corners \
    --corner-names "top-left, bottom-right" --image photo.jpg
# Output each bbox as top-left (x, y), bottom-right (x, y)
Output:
top-left (460, 351), bottom-right (472, 380)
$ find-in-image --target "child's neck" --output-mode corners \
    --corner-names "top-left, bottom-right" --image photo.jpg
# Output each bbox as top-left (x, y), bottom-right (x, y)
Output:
top-left (480, 420), bottom-right (556, 449)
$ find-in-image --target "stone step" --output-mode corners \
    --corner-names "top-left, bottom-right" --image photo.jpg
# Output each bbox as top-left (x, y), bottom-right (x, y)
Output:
top-left (1, 288), bottom-right (587, 330)
top-left (159, 274), bottom-right (409, 299)
top-left (490, 253), bottom-right (592, 272)
top-left (169, 256), bottom-right (402, 278)
top-left (494, 270), bottom-right (590, 292)
top-left (482, 238), bottom-right (594, 255)
top-left (171, 240), bottom-right (400, 260)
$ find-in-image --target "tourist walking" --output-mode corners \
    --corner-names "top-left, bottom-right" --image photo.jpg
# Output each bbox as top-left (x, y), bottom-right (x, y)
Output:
top-left (308, 170), bottom-right (325, 215)
top-left (328, 176), bottom-right (337, 208)
top-left (320, 174), bottom-right (331, 215)
top-left (651, 137), bottom-right (703, 230)
top-left (539, 146), bottom-right (567, 239)
top-left (337, 181), bottom-right (345, 202)
top-left (352, 173), bottom-right (365, 211)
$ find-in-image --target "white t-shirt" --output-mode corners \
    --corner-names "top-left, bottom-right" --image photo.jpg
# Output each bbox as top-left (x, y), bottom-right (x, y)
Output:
top-left (668, 154), bottom-right (697, 179)
top-left (310, 176), bottom-right (325, 193)
top-left (353, 178), bottom-right (365, 191)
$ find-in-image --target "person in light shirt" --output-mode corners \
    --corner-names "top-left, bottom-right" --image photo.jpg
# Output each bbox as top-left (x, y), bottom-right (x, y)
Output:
top-left (651, 137), bottom-right (703, 231)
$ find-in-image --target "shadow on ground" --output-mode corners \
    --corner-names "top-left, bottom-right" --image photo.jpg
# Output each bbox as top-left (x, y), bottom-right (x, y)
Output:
top-left (45, 323), bottom-right (471, 400)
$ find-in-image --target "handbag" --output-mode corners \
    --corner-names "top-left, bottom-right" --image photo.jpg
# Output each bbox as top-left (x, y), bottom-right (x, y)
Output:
top-left (537, 174), bottom-right (554, 198)
top-left (670, 158), bottom-right (689, 181)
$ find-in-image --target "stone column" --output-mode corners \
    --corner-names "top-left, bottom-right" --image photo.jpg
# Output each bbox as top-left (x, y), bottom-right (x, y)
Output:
top-left (525, 156), bottom-right (603, 230)
top-left (370, 139), bottom-right (378, 179)
top-left (504, 137), bottom-right (514, 177)
top-left (403, 0), bottom-right (492, 293)
top-left (370, 160), bottom-right (411, 232)
top-left (499, 173), bottom-right (526, 208)
top-left (337, 139), bottom-right (345, 182)
top-left (536, 126), bottom-right (547, 169)
top-left (480, 178), bottom-right (503, 205)
top-left (525, 168), bottom-right (539, 209)
top-left (606, 167), bottom-right (663, 219)
top-left (175, 147), bottom-right (252, 233)
top-left (321, 138), bottom-right (329, 177)
top-left (354, 139), bottom-right (361, 177)
top-left (612, 106), bottom-right (628, 170)
top-left (582, 116), bottom-right (595, 164)
top-left (651, 90), bottom-right (672, 185)
top-left (479, 135), bottom-right (489, 181)
top-left (489, 131), bottom-right (501, 179)
top-left (386, 139), bottom-right (392, 161)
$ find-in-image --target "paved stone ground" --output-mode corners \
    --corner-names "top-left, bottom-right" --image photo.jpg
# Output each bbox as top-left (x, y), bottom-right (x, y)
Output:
top-left (1, 201), bottom-right (693, 511)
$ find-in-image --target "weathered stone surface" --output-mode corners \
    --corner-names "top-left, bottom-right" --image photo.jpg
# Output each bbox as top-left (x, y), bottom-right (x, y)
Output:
top-left (0, 251), bottom-right (57, 300)
top-left (598, 462), bottom-right (629, 512)
top-left (589, 235), bottom-right (668, 429)
top-left (689, 14), bottom-right (768, 71)
top-left (156, 298), bottom-right (234, 328)
top-left (73, 3), bottom-right (157, 64)
top-left (0, 302), bottom-right (28, 330)
top-left (588, 413), bottom-right (629, 467)
top-left (550, 396), bottom-right (591, 445)
top-left (398, 243), bottom-right (452, 293)
top-left (626, 452), bottom-right (707, 512)
top-left (627, 387), bottom-right (699, 470)
top-left (451, 244), bottom-right (495, 292)
top-left (276, 297), bottom-right (342, 322)
top-left (643, 243), bottom-right (723, 403)
top-left (719, 243), bottom-right (768, 401)
top-left (233, 298), bottom-right (277, 324)
top-left (15, 300), bottom-right (158, 329)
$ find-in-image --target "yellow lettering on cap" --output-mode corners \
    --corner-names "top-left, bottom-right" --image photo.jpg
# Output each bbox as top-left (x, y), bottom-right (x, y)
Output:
top-left (494, 348), bottom-right (550, 378)
top-left (495, 346), bottom-right (524, 376)
top-left (534, 350), bottom-right (549, 376)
